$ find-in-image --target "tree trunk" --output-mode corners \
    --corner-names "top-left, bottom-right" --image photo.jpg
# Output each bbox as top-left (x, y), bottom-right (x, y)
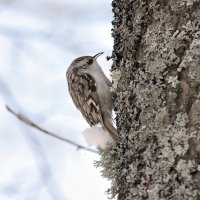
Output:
top-left (97, 0), bottom-right (200, 199)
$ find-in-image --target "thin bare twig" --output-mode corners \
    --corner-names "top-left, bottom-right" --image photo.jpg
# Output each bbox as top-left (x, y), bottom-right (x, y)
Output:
top-left (6, 105), bottom-right (98, 154)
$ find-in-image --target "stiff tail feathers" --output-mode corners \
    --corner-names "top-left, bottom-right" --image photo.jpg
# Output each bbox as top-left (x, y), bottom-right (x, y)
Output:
top-left (103, 117), bottom-right (118, 140)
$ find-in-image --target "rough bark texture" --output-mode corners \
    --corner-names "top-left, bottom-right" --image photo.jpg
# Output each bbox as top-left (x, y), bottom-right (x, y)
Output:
top-left (96, 0), bottom-right (200, 199)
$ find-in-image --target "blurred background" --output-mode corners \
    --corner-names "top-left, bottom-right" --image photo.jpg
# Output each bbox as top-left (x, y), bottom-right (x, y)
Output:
top-left (0, 0), bottom-right (113, 199)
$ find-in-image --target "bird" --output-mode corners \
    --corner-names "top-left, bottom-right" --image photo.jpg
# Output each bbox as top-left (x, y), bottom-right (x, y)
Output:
top-left (66, 52), bottom-right (118, 139)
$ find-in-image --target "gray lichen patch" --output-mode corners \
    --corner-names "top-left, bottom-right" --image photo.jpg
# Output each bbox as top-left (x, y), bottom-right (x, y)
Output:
top-left (96, 0), bottom-right (200, 199)
top-left (96, 112), bottom-right (199, 199)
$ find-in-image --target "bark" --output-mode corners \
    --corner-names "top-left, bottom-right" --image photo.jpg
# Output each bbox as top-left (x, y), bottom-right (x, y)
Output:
top-left (96, 0), bottom-right (200, 199)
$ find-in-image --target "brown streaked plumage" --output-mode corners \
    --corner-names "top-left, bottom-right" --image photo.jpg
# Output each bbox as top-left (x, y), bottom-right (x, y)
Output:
top-left (66, 52), bottom-right (118, 139)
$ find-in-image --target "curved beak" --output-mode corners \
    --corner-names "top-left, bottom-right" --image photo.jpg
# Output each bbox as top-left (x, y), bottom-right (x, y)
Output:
top-left (93, 52), bottom-right (104, 60)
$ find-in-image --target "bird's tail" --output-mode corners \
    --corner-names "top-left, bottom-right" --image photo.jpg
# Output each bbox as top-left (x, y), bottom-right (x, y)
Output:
top-left (103, 116), bottom-right (118, 140)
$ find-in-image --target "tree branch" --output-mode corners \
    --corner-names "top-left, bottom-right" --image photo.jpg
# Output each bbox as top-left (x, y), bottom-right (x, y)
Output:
top-left (6, 105), bottom-right (98, 154)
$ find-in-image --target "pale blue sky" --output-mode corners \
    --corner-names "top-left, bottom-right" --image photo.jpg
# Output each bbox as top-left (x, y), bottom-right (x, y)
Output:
top-left (0, 0), bottom-right (114, 199)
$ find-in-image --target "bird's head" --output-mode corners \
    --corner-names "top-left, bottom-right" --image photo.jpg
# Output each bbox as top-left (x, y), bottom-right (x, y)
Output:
top-left (68, 52), bottom-right (104, 72)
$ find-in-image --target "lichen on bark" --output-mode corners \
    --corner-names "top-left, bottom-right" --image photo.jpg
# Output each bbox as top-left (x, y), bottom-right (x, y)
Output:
top-left (96, 0), bottom-right (200, 199)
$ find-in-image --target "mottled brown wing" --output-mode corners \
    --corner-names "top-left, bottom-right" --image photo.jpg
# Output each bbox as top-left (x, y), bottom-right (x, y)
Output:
top-left (67, 71), bottom-right (102, 126)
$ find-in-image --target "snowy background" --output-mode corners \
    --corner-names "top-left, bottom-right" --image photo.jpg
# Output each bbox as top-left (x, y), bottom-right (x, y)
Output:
top-left (0, 0), bottom-right (113, 199)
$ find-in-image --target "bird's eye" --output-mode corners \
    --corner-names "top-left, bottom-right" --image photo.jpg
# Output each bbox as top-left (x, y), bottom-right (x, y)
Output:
top-left (87, 59), bottom-right (93, 65)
